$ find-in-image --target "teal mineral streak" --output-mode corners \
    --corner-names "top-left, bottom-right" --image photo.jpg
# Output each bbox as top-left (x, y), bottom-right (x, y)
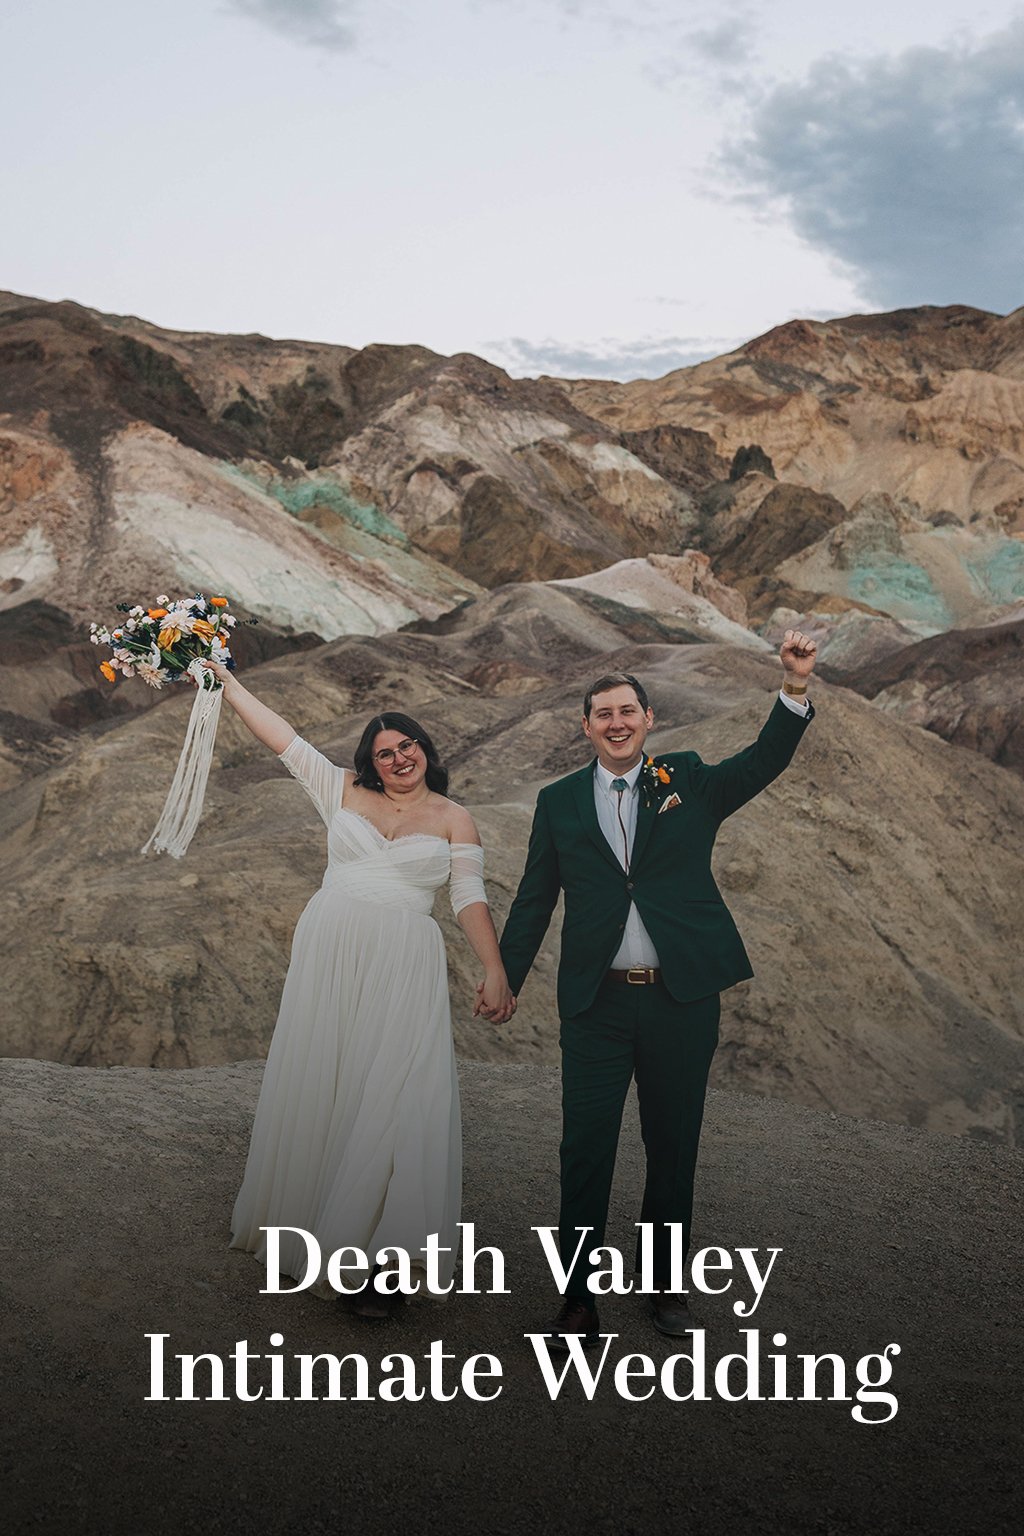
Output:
top-left (270, 479), bottom-right (409, 548)
top-left (846, 557), bottom-right (953, 627)
top-left (965, 539), bottom-right (1024, 606)
top-left (224, 466), bottom-right (409, 549)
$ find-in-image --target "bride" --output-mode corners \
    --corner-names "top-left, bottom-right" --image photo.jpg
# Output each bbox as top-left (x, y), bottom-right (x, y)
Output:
top-left (201, 660), bottom-right (516, 1315)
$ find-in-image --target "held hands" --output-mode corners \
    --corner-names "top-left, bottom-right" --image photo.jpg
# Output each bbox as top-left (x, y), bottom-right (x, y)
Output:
top-left (779, 628), bottom-right (817, 682)
top-left (474, 972), bottom-right (517, 1025)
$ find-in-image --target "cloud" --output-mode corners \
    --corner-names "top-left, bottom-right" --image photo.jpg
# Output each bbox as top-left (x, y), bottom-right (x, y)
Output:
top-left (644, 4), bottom-right (757, 88)
top-left (487, 1), bottom-right (756, 80)
top-left (686, 18), bottom-right (752, 66)
top-left (225, 1), bottom-right (358, 52)
top-left (722, 20), bottom-right (1024, 314)
top-left (484, 333), bottom-right (742, 381)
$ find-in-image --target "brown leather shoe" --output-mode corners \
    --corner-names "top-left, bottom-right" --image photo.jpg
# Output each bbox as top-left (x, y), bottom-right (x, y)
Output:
top-left (542, 1299), bottom-right (601, 1350)
top-left (648, 1293), bottom-right (697, 1336)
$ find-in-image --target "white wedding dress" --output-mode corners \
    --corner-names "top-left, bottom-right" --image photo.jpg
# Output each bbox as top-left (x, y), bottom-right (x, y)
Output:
top-left (230, 736), bottom-right (484, 1297)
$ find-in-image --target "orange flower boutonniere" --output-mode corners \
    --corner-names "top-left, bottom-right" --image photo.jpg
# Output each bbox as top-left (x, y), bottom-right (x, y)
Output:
top-left (640, 755), bottom-right (675, 809)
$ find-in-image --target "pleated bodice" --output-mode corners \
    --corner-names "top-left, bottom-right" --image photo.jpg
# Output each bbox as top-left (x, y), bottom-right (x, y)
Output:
top-left (320, 809), bottom-right (450, 915)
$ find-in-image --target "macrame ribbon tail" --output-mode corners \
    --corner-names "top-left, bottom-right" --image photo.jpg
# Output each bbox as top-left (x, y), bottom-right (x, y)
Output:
top-left (141, 667), bottom-right (223, 859)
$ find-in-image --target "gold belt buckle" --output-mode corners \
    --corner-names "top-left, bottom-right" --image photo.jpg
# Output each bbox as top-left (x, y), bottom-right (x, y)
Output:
top-left (626, 966), bottom-right (652, 985)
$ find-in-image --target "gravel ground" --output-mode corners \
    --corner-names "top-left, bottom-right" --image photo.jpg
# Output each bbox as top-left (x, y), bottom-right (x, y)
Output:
top-left (1, 1057), bottom-right (1021, 1535)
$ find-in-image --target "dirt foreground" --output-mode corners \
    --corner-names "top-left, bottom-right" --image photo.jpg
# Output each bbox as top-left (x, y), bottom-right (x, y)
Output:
top-left (2, 1057), bottom-right (1021, 1535)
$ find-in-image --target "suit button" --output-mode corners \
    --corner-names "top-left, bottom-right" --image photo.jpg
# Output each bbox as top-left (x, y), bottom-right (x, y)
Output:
top-left (626, 880), bottom-right (635, 891)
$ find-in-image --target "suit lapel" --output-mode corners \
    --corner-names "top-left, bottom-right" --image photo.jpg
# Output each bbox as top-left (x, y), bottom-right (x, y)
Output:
top-left (569, 762), bottom-right (623, 873)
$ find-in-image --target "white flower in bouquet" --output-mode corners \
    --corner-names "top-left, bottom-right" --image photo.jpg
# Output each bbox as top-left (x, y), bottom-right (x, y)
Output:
top-left (135, 661), bottom-right (164, 688)
top-left (163, 607), bottom-right (197, 635)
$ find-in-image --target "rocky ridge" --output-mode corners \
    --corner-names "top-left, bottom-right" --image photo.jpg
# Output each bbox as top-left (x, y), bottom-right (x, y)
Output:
top-left (0, 292), bottom-right (700, 622)
top-left (560, 306), bottom-right (1024, 528)
top-left (3, 293), bottom-right (1024, 724)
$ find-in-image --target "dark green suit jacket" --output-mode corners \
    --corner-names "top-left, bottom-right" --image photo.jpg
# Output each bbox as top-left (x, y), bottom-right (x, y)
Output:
top-left (500, 696), bottom-right (814, 1018)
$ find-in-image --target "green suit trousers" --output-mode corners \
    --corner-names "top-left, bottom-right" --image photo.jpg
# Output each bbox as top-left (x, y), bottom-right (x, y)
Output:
top-left (559, 977), bottom-right (720, 1300)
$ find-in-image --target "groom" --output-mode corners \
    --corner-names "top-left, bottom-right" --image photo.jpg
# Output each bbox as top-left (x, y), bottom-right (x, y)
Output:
top-left (492, 632), bottom-right (816, 1344)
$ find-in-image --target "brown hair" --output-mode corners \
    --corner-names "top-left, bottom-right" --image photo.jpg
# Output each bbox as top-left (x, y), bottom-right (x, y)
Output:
top-left (583, 672), bottom-right (650, 719)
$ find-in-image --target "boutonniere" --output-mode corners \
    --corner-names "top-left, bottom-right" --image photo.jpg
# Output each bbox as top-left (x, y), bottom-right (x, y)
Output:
top-left (640, 755), bottom-right (674, 809)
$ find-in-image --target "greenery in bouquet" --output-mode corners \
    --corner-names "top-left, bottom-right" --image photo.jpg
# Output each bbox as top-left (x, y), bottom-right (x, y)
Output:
top-left (89, 593), bottom-right (254, 688)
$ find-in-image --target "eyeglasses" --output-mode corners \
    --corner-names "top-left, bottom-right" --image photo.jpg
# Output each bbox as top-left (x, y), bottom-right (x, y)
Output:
top-left (372, 737), bottom-right (421, 766)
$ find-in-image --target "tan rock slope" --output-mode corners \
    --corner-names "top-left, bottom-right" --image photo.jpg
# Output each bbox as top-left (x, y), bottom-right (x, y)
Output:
top-left (0, 292), bottom-right (698, 619)
top-left (560, 306), bottom-right (1024, 525)
top-left (826, 614), bottom-right (1024, 776)
top-left (533, 308), bottom-right (1024, 770)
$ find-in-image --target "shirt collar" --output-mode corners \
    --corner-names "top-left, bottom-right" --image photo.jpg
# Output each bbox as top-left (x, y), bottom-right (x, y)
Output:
top-left (595, 759), bottom-right (644, 793)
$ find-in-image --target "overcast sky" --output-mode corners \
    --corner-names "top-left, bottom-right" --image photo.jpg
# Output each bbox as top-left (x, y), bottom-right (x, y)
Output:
top-left (1, 0), bottom-right (1021, 377)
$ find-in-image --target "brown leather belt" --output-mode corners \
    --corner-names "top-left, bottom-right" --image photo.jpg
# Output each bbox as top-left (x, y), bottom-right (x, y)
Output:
top-left (608, 967), bottom-right (662, 985)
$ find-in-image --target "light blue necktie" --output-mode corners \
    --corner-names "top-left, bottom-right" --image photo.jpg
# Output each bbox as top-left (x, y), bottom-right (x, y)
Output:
top-left (610, 778), bottom-right (629, 870)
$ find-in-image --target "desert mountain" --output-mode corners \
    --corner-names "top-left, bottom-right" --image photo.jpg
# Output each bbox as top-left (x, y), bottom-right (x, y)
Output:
top-left (558, 307), bottom-right (1024, 646)
top-left (0, 291), bottom-right (698, 623)
top-left (3, 293), bottom-right (1023, 687)
top-left (0, 303), bottom-right (482, 642)
top-left (560, 305), bottom-right (1024, 526)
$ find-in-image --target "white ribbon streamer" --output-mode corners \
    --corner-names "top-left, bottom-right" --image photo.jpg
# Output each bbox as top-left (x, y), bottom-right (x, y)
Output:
top-left (141, 660), bottom-right (223, 858)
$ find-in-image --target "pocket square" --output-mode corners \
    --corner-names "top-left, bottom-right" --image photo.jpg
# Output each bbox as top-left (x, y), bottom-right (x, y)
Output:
top-left (658, 793), bottom-right (682, 814)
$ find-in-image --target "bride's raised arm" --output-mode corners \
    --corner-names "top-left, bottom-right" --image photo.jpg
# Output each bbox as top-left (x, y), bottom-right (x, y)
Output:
top-left (199, 659), bottom-right (296, 755)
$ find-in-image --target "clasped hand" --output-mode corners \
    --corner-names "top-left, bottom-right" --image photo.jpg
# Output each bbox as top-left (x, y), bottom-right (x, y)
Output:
top-left (474, 974), bottom-right (517, 1025)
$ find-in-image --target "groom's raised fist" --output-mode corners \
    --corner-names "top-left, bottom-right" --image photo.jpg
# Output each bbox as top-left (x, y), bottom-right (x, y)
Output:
top-left (780, 629), bottom-right (817, 681)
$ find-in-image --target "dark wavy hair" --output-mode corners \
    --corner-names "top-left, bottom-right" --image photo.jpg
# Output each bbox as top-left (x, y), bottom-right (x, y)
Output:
top-left (352, 711), bottom-right (449, 795)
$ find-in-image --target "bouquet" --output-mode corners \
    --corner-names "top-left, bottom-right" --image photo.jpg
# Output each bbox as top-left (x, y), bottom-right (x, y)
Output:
top-left (90, 592), bottom-right (254, 858)
top-left (90, 592), bottom-right (239, 686)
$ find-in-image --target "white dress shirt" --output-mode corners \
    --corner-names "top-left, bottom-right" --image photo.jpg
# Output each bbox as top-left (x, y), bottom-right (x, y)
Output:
top-left (594, 690), bottom-right (810, 971)
top-left (594, 758), bottom-right (661, 969)
top-left (777, 688), bottom-right (812, 719)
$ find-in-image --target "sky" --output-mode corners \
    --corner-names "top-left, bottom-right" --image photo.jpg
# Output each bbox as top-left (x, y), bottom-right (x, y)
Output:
top-left (1, 0), bottom-right (1022, 378)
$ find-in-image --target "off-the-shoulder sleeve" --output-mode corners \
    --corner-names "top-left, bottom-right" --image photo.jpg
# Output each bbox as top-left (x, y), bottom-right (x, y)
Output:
top-left (449, 842), bottom-right (487, 916)
top-left (278, 736), bottom-right (346, 827)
